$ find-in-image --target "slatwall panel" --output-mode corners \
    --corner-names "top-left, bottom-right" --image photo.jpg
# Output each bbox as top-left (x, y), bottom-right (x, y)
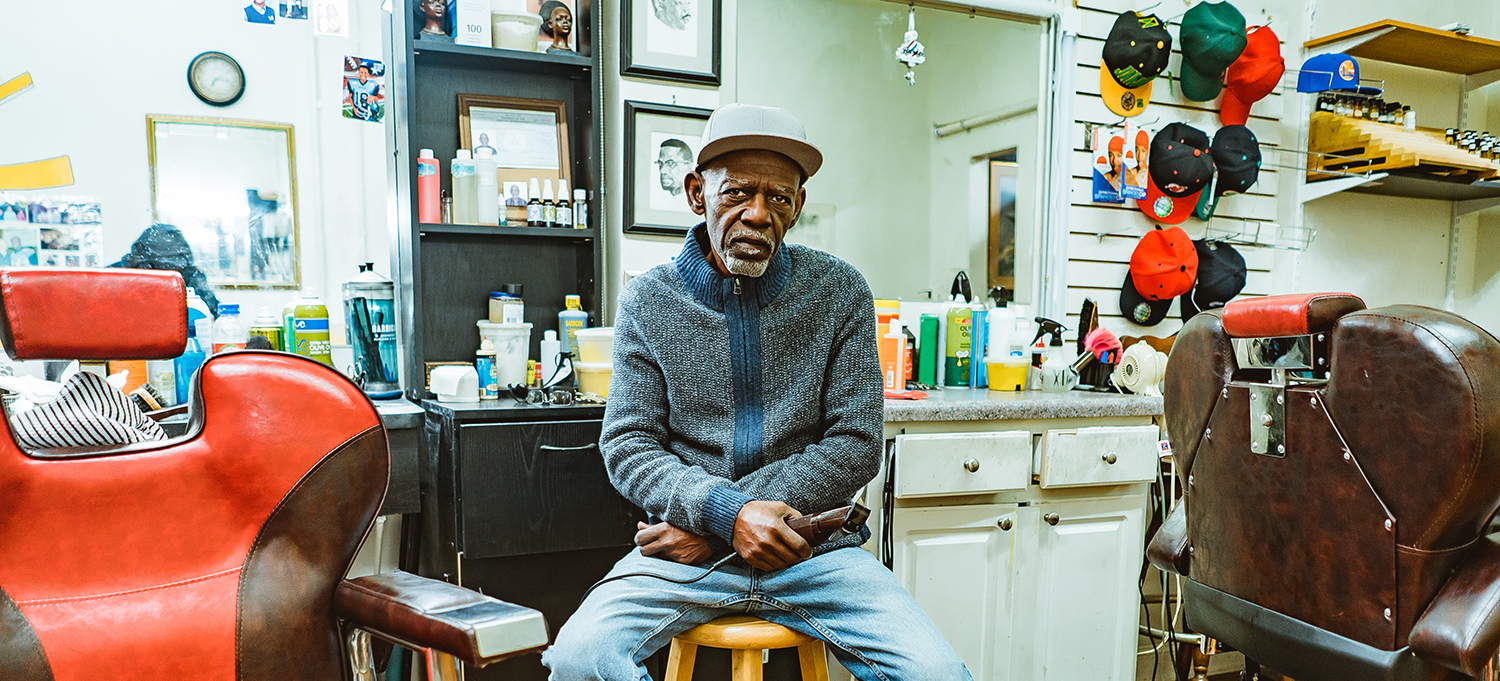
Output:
top-left (1065, 0), bottom-right (1290, 340)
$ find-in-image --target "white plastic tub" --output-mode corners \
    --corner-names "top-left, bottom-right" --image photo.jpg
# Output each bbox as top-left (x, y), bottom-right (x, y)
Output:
top-left (574, 327), bottom-right (614, 364)
top-left (476, 320), bottom-right (532, 388)
top-left (575, 361), bottom-right (612, 398)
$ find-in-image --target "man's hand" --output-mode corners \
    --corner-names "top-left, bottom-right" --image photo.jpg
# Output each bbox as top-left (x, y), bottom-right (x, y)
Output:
top-left (635, 521), bottom-right (712, 565)
top-left (732, 501), bottom-right (812, 571)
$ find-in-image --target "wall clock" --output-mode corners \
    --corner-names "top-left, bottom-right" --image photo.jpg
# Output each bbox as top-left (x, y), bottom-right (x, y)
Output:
top-left (187, 52), bottom-right (245, 107)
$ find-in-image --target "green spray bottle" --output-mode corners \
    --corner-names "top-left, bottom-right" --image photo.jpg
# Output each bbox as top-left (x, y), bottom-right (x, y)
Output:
top-left (942, 272), bottom-right (974, 387)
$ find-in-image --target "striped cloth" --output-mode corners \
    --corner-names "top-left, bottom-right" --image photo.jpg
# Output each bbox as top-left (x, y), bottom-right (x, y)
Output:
top-left (12, 372), bottom-right (167, 450)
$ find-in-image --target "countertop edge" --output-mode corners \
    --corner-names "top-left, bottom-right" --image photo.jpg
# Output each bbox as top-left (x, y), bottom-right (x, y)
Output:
top-left (883, 392), bottom-right (1164, 422)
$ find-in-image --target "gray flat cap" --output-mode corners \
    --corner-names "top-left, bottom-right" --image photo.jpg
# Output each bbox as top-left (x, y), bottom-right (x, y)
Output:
top-left (695, 103), bottom-right (823, 178)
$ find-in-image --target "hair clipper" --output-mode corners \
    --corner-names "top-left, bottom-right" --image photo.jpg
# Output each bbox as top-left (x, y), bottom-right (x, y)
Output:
top-left (786, 503), bottom-right (871, 546)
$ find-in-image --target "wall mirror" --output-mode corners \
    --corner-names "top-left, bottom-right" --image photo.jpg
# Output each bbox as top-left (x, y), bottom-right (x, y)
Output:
top-left (147, 115), bottom-right (299, 289)
top-left (736, 0), bottom-right (1048, 304)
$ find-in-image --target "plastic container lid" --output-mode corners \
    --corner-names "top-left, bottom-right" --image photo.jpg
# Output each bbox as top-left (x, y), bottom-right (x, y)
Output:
top-left (253, 306), bottom-right (280, 326)
top-left (476, 147), bottom-right (494, 159)
top-left (565, 294), bottom-right (582, 309)
top-left (574, 327), bottom-right (614, 339)
top-left (455, 149), bottom-right (472, 160)
top-left (490, 291), bottom-right (519, 300)
top-left (420, 148), bottom-right (435, 159)
top-left (477, 338), bottom-right (495, 355)
top-left (574, 188), bottom-right (586, 201)
top-left (218, 304), bottom-right (240, 315)
top-left (492, 284), bottom-right (523, 297)
top-left (544, 329), bottom-right (558, 340)
top-left (573, 361), bottom-right (612, 371)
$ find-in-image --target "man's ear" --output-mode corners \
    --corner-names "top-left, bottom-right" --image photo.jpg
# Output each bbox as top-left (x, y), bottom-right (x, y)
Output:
top-left (789, 185), bottom-right (808, 228)
top-left (684, 171), bottom-right (707, 216)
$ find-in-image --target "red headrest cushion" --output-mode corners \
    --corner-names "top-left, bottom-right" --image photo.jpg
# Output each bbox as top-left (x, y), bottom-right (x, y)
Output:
top-left (0, 269), bottom-right (188, 360)
top-left (1221, 292), bottom-right (1365, 338)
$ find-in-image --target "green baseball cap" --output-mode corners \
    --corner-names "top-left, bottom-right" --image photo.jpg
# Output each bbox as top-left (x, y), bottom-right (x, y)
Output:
top-left (1179, 2), bottom-right (1247, 102)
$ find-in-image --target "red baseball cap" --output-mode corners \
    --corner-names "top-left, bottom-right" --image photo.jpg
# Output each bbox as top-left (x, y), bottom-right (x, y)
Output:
top-left (1138, 171), bottom-right (1202, 224)
top-left (1221, 26), bottom-right (1285, 125)
top-left (1130, 226), bottom-right (1198, 300)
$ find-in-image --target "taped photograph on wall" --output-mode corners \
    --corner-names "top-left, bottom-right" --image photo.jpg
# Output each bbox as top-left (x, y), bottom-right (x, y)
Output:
top-left (1091, 124), bottom-right (1125, 204)
top-left (622, 0), bottom-right (720, 84)
top-left (314, 0), bottom-right (350, 37)
top-left (624, 101), bottom-right (710, 236)
top-left (341, 56), bottom-right (386, 123)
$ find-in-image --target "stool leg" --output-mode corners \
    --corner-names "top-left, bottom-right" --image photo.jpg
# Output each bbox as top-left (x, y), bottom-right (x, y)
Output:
top-left (666, 640), bottom-right (698, 681)
top-left (731, 648), bottom-right (764, 681)
top-left (797, 641), bottom-right (830, 681)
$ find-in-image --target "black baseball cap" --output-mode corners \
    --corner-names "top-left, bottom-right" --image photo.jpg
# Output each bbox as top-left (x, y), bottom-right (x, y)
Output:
top-left (1195, 125), bottom-right (1261, 220)
top-left (1121, 272), bottom-right (1171, 326)
top-left (1099, 11), bottom-right (1172, 118)
top-left (1149, 123), bottom-right (1214, 198)
top-left (1180, 239), bottom-right (1247, 319)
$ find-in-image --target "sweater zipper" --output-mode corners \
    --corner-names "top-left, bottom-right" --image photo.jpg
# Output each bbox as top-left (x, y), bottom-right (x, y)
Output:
top-left (733, 278), bottom-right (741, 295)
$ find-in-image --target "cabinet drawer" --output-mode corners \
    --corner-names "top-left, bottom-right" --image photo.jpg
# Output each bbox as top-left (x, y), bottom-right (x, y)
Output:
top-left (1038, 425), bottom-right (1159, 489)
top-left (894, 432), bottom-right (1032, 498)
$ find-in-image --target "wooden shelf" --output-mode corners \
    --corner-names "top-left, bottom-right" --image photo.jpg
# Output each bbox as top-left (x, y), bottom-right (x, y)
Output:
top-left (1305, 20), bottom-right (1500, 75)
top-left (1307, 112), bottom-right (1498, 181)
top-left (412, 40), bottom-right (592, 74)
top-left (418, 222), bottom-right (596, 238)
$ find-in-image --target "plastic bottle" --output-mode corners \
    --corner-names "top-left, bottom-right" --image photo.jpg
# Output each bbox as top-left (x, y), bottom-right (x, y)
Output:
top-left (987, 304), bottom-right (1013, 361)
top-left (540, 329), bottom-right (562, 385)
top-left (147, 360), bottom-right (177, 407)
top-left (475, 147), bottom-right (499, 225)
top-left (451, 149), bottom-right (477, 224)
top-left (572, 188), bottom-right (588, 229)
top-left (881, 319), bottom-right (907, 391)
top-left (174, 319), bottom-right (209, 405)
top-left (1040, 332), bottom-right (1077, 393)
top-left (417, 149), bottom-right (441, 224)
top-left (969, 303), bottom-right (988, 388)
top-left (559, 294), bottom-right (588, 357)
top-left (293, 290), bottom-right (333, 366)
top-left (943, 301), bottom-right (971, 387)
top-left (542, 179), bottom-right (557, 228)
top-left (476, 339), bottom-right (498, 400)
top-left (186, 287), bottom-right (213, 331)
top-left (555, 179), bottom-right (572, 229)
top-left (249, 306), bottom-right (283, 351)
top-left (212, 304), bottom-right (248, 354)
top-left (1007, 305), bottom-right (1031, 360)
top-left (282, 296), bottom-right (298, 353)
top-left (527, 178), bottom-right (543, 227)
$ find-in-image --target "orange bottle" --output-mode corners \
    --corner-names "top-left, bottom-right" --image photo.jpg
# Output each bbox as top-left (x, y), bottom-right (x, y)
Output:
top-left (880, 319), bottom-right (908, 391)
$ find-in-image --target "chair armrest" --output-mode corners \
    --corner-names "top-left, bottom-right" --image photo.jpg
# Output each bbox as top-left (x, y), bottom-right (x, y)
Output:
top-left (1410, 537), bottom-right (1500, 676)
top-left (1146, 502), bottom-right (1190, 577)
top-left (335, 570), bottom-right (549, 667)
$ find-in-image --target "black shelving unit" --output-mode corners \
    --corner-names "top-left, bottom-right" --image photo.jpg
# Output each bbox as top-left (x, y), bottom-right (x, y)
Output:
top-left (390, 1), bottom-right (603, 403)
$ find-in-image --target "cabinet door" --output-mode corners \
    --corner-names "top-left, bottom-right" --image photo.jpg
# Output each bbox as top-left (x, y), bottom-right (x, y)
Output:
top-left (1030, 496), bottom-right (1144, 681)
top-left (458, 419), bottom-right (645, 558)
top-left (892, 504), bottom-right (1017, 681)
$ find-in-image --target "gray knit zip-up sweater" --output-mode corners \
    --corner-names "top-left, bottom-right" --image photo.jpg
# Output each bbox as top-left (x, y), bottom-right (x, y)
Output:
top-left (600, 224), bottom-right (883, 556)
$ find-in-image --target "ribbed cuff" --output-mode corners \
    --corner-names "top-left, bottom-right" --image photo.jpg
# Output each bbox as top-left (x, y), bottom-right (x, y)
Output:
top-left (703, 487), bottom-right (754, 543)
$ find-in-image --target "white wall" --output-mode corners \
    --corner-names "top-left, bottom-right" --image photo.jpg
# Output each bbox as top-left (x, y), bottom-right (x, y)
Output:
top-left (0, 1), bottom-right (389, 334)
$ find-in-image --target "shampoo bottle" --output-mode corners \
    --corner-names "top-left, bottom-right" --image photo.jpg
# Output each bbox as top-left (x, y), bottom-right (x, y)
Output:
top-left (475, 147), bottom-right (499, 225)
top-left (450, 150), bottom-right (477, 224)
top-left (881, 319), bottom-right (907, 391)
top-left (174, 319), bottom-right (209, 405)
top-left (944, 301), bottom-right (971, 387)
top-left (417, 149), bottom-right (441, 224)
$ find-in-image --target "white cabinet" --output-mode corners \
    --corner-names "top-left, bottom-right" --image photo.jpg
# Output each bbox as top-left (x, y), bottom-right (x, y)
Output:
top-left (874, 423), bottom-right (1156, 681)
top-left (1030, 497), bottom-right (1144, 681)
top-left (892, 504), bottom-right (1018, 680)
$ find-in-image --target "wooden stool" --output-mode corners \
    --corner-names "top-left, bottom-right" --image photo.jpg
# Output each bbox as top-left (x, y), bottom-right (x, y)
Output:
top-left (666, 615), bottom-right (830, 681)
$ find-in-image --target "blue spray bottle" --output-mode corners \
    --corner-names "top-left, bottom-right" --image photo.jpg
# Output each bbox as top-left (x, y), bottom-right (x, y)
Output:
top-left (174, 319), bottom-right (209, 405)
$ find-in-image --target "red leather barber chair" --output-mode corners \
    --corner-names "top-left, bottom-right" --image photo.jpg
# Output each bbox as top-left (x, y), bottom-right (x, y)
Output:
top-left (0, 269), bottom-right (547, 681)
top-left (1149, 292), bottom-right (1500, 680)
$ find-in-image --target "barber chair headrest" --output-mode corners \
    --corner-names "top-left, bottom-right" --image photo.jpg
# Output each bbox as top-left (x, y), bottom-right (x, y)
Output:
top-left (1222, 292), bottom-right (1365, 338)
top-left (0, 268), bottom-right (188, 360)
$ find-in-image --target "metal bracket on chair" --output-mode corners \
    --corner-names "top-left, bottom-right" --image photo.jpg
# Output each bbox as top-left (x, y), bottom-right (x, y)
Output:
top-left (348, 630), bottom-right (376, 681)
top-left (1234, 334), bottom-right (1332, 458)
top-left (1249, 380), bottom-right (1286, 458)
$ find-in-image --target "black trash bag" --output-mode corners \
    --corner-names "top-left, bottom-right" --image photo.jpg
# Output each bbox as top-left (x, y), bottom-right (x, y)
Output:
top-left (108, 223), bottom-right (219, 318)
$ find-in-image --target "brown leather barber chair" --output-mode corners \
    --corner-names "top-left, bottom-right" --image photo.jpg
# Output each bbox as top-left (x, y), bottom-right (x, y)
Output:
top-left (0, 269), bottom-right (547, 681)
top-left (1148, 292), bottom-right (1500, 680)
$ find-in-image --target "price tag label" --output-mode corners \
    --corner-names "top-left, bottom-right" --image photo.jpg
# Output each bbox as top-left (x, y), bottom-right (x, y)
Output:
top-left (455, 0), bottom-right (492, 48)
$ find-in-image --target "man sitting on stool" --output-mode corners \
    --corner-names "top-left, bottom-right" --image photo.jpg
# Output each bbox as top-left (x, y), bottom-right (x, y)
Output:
top-left (543, 104), bottom-right (970, 680)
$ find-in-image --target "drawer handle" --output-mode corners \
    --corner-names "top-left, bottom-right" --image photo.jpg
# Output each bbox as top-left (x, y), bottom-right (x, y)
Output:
top-left (540, 443), bottom-right (599, 452)
top-left (997, 517), bottom-right (1013, 531)
top-left (963, 458), bottom-right (980, 473)
top-left (1044, 513), bottom-right (1060, 526)
top-left (1102, 452), bottom-right (1118, 465)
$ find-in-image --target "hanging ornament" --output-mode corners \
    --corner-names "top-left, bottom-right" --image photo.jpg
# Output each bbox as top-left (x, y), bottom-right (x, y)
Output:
top-left (895, 6), bottom-right (925, 86)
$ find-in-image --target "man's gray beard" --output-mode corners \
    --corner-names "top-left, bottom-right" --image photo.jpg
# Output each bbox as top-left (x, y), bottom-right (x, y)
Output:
top-left (722, 253), bottom-right (770, 278)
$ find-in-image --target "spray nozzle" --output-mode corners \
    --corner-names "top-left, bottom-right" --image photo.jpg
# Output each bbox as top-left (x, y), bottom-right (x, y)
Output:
top-left (1031, 317), bottom-right (1067, 347)
top-left (988, 286), bottom-right (1012, 307)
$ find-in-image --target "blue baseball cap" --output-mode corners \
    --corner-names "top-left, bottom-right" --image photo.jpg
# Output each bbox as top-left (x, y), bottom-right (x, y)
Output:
top-left (1297, 53), bottom-right (1383, 95)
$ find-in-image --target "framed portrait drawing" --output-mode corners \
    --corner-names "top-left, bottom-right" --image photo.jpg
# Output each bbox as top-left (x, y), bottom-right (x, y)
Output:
top-left (624, 101), bottom-right (711, 237)
top-left (458, 94), bottom-right (570, 222)
top-left (621, 0), bottom-right (721, 85)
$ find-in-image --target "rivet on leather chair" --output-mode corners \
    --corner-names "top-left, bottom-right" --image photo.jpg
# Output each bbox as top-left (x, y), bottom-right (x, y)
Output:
top-left (0, 268), bottom-right (548, 681)
top-left (667, 615), bottom-right (830, 681)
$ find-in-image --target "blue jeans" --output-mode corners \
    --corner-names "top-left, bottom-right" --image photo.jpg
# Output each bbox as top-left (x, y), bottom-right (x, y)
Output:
top-left (543, 546), bottom-right (972, 681)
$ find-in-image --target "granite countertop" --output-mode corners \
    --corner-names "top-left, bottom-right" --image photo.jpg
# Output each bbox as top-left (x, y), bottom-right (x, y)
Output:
top-left (884, 388), bottom-right (1163, 422)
